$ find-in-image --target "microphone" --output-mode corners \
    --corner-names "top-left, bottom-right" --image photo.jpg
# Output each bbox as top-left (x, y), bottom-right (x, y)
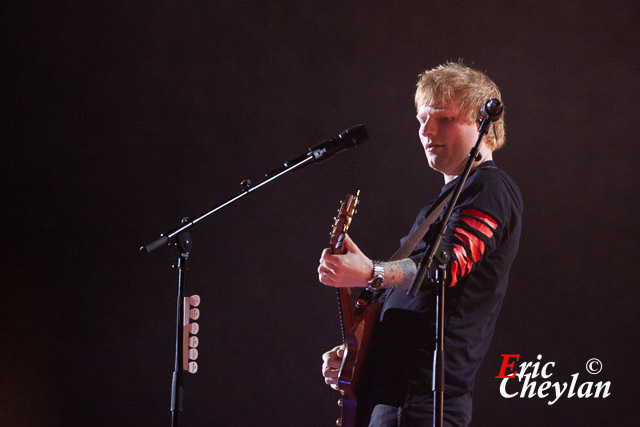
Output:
top-left (308, 124), bottom-right (369, 163)
top-left (481, 98), bottom-right (503, 122)
top-left (282, 124), bottom-right (369, 169)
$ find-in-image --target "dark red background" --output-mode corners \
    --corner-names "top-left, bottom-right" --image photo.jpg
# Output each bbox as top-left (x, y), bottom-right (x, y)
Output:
top-left (3, 1), bottom-right (638, 426)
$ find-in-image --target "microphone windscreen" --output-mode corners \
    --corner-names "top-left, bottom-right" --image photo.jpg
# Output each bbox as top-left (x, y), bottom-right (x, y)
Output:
top-left (340, 124), bottom-right (369, 147)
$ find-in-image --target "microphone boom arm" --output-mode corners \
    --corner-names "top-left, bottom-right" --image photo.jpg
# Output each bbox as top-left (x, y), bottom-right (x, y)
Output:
top-left (140, 124), bottom-right (367, 254)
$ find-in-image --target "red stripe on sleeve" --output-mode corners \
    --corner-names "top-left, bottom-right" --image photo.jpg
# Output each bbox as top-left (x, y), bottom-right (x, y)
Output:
top-left (460, 216), bottom-right (494, 239)
top-left (450, 261), bottom-right (460, 287)
top-left (455, 229), bottom-right (481, 262)
top-left (461, 208), bottom-right (498, 230)
top-left (453, 245), bottom-right (470, 275)
top-left (446, 210), bottom-right (499, 287)
top-left (455, 228), bottom-right (485, 261)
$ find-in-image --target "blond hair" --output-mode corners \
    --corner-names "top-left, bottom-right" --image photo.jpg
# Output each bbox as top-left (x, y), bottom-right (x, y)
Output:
top-left (415, 62), bottom-right (505, 150)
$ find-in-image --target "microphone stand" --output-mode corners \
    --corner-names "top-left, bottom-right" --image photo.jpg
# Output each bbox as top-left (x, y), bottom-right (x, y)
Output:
top-left (139, 124), bottom-right (367, 427)
top-left (406, 114), bottom-right (496, 427)
top-left (140, 154), bottom-right (315, 427)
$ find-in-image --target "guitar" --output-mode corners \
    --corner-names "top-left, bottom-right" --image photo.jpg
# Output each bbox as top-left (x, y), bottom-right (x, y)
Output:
top-left (329, 191), bottom-right (380, 427)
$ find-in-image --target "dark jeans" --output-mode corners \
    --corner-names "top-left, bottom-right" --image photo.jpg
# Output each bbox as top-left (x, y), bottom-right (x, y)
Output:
top-left (367, 392), bottom-right (473, 427)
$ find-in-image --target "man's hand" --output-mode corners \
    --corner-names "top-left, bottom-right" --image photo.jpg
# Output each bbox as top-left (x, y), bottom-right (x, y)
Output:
top-left (318, 235), bottom-right (373, 288)
top-left (321, 345), bottom-right (345, 391)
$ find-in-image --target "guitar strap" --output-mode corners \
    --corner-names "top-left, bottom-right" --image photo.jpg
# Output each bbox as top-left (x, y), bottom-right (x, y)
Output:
top-left (388, 191), bottom-right (453, 261)
top-left (386, 163), bottom-right (497, 262)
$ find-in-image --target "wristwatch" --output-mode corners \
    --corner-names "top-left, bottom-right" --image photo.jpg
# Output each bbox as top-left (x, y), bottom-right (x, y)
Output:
top-left (367, 260), bottom-right (385, 291)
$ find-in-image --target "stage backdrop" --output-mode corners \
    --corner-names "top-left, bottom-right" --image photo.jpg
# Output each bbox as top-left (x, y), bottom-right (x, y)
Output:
top-left (3, 1), bottom-right (638, 426)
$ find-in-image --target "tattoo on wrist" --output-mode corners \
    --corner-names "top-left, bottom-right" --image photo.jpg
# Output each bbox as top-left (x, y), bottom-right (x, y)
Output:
top-left (380, 259), bottom-right (417, 290)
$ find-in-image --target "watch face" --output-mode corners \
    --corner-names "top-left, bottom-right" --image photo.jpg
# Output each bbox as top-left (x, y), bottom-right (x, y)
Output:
top-left (366, 261), bottom-right (384, 291)
top-left (367, 279), bottom-right (383, 292)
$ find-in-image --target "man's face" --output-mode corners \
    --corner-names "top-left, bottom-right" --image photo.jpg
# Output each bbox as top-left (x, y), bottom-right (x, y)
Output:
top-left (416, 100), bottom-right (479, 181)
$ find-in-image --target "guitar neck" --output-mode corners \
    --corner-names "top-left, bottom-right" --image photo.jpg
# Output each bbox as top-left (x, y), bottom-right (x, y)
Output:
top-left (327, 191), bottom-right (362, 427)
top-left (331, 233), bottom-right (356, 338)
top-left (337, 288), bottom-right (355, 340)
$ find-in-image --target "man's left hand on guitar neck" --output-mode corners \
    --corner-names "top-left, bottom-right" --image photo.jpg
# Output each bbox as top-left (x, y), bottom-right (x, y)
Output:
top-left (318, 234), bottom-right (373, 288)
top-left (318, 234), bottom-right (418, 291)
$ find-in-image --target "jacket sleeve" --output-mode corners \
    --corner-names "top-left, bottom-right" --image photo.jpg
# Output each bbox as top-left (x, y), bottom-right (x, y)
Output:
top-left (439, 169), bottom-right (520, 288)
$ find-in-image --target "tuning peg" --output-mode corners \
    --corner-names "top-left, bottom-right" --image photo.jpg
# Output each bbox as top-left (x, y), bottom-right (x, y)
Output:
top-left (189, 336), bottom-right (199, 348)
top-left (189, 308), bottom-right (200, 320)
top-left (188, 361), bottom-right (198, 374)
top-left (336, 418), bottom-right (342, 426)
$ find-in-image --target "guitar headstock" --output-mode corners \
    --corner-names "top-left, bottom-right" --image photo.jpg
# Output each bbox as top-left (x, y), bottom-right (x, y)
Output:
top-left (329, 190), bottom-right (360, 255)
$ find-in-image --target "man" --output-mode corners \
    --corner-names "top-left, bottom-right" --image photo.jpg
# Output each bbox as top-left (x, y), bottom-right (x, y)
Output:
top-left (319, 62), bottom-right (523, 426)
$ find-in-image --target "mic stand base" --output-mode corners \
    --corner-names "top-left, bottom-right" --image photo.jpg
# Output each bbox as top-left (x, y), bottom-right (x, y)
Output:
top-left (432, 252), bottom-right (448, 427)
top-left (170, 222), bottom-right (191, 427)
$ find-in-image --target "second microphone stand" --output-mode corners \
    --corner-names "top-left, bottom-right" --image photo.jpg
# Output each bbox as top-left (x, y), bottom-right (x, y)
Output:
top-left (406, 100), bottom-right (501, 427)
